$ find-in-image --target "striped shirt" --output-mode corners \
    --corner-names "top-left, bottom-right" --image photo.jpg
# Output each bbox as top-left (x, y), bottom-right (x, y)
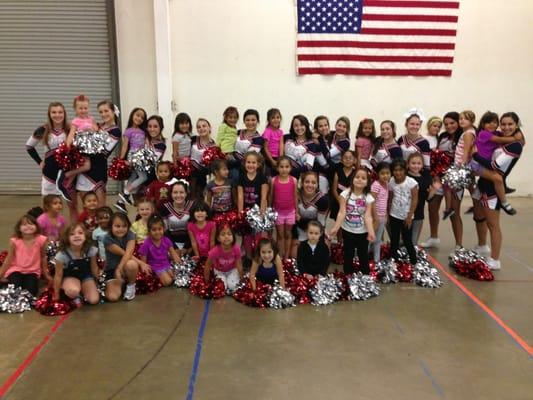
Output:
top-left (454, 129), bottom-right (475, 166)
top-left (371, 180), bottom-right (389, 219)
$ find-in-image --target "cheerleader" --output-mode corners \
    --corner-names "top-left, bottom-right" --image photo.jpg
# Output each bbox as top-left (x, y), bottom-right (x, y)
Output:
top-left (312, 115), bottom-right (331, 143)
top-left (232, 109), bottom-right (265, 180)
top-left (76, 100), bottom-right (121, 207)
top-left (397, 110), bottom-right (431, 170)
top-left (327, 116), bottom-right (351, 169)
top-left (25, 102), bottom-right (78, 220)
top-left (145, 115), bottom-right (167, 187)
top-left (371, 120), bottom-right (403, 167)
top-left (190, 118), bottom-right (216, 197)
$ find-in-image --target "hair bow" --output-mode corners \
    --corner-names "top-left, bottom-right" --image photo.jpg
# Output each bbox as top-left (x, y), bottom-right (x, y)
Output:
top-left (403, 107), bottom-right (426, 122)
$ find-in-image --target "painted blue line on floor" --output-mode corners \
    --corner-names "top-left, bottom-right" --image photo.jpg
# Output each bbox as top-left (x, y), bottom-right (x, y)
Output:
top-left (418, 359), bottom-right (445, 398)
top-left (186, 300), bottom-right (211, 400)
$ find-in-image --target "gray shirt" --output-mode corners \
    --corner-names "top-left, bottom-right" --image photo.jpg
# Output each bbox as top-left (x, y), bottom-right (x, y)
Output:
top-left (103, 230), bottom-right (135, 271)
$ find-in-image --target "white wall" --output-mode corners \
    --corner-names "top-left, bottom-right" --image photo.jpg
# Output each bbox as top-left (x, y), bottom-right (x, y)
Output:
top-left (115, 0), bottom-right (533, 195)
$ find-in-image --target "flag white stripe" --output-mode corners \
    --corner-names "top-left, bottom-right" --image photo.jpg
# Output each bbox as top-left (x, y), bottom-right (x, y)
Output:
top-left (298, 61), bottom-right (452, 70)
top-left (297, 33), bottom-right (456, 43)
top-left (297, 48), bottom-right (454, 57)
top-left (363, 7), bottom-right (459, 16)
top-left (361, 20), bottom-right (457, 30)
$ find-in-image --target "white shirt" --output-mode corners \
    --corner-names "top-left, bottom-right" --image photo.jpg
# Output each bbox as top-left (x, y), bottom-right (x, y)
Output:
top-left (340, 190), bottom-right (375, 234)
top-left (389, 176), bottom-right (418, 220)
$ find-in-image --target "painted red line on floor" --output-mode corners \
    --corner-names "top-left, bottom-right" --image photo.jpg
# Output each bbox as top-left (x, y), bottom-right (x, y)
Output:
top-left (0, 314), bottom-right (70, 397)
top-left (428, 255), bottom-right (533, 357)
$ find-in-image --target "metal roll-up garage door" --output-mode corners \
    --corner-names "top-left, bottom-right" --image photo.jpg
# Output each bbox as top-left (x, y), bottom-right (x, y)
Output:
top-left (0, 0), bottom-right (119, 193)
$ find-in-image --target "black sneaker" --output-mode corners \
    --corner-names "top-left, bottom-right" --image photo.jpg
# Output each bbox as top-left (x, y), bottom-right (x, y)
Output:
top-left (501, 202), bottom-right (517, 216)
top-left (114, 201), bottom-right (127, 213)
top-left (464, 206), bottom-right (474, 214)
top-left (442, 208), bottom-right (455, 220)
top-left (56, 170), bottom-right (72, 202)
top-left (505, 186), bottom-right (516, 194)
top-left (119, 192), bottom-right (133, 205)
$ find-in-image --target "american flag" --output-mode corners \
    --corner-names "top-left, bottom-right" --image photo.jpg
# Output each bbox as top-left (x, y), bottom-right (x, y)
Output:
top-left (296, 0), bottom-right (460, 76)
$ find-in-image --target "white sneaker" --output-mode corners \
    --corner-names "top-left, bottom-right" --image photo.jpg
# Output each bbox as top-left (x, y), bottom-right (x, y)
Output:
top-left (420, 237), bottom-right (440, 248)
top-left (473, 244), bottom-right (491, 256)
top-left (123, 284), bottom-right (136, 300)
top-left (449, 245), bottom-right (463, 258)
top-left (487, 258), bottom-right (501, 270)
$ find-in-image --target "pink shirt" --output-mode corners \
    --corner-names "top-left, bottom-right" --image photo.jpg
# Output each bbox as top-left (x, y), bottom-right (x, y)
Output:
top-left (5, 235), bottom-right (47, 278)
top-left (371, 180), bottom-right (389, 220)
top-left (208, 244), bottom-right (241, 272)
top-left (72, 116), bottom-right (95, 132)
top-left (187, 221), bottom-right (216, 257)
top-left (356, 137), bottom-right (373, 160)
top-left (37, 213), bottom-right (66, 241)
top-left (262, 126), bottom-right (284, 157)
top-left (272, 175), bottom-right (296, 211)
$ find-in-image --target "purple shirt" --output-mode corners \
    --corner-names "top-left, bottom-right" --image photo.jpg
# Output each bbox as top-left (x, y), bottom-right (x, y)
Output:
top-left (138, 236), bottom-right (173, 273)
top-left (124, 127), bottom-right (146, 153)
top-left (475, 130), bottom-right (500, 161)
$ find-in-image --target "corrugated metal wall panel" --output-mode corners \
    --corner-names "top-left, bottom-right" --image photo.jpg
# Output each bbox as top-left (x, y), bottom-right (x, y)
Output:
top-left (0, 0), bottom-right (117, 193)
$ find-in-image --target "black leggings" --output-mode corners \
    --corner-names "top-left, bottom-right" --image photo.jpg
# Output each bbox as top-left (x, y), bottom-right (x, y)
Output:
top-left (8, 272), bottom-right (39, 296)
top-left (342, 229), bottom-right (369, 274)
top-left (389, 215), bottom-right (417, 264)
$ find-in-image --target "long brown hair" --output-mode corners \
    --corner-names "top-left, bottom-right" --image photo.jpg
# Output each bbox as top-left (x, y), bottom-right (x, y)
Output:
top-left (58, 223), bottom-right (93, 254)
top-left (43, 102), bottom-right (69, 147)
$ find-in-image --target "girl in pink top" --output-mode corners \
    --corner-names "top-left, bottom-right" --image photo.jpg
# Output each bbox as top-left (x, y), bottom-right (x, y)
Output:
top-left (262, 108), bottom-right (284, 171)
top-left (370, 162), bottom-right (391, 262)
top-left (36, 194), bottom-right (66, 241)
top-left (0, 214), bottom-right (50, 296)
top-left (270, 157), bottom-right (298, 259)
top-left (204, 225), bottom-right (243, 293)
top-left (355, 118), bottom-right (376, 170)
top-left (187, 202), bottom-right (216, 259)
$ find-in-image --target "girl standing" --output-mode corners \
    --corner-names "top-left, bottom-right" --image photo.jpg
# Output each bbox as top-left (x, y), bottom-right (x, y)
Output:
top-left (53, 223), bottom-right (99, 306)
top-left (250, 238), bottom-right (286, 289)
top-left (262, 108), bottom-right (284, 172)
top-left (270, 157), bottom-right (298, 259)
top-left (371, 120), bottom-right (403, 166)
top-left (370, 162), bottom-right (391, 262)
top-left (0, 214), bottom-right (50, 296)
top-left (355, 118), bottom-right (376, 170)
top-left (407, 153), bottom-right (433, 245)
top-left (330, 150), bottom-right (356, 228)
top-left (388, 159), bottom-right (418, 265)
top-left (205, 159), bottom-right (235, 216)
top-left (187, 202), bottom-right (216, 259)
top-left (37, 194), bottom-right (66, 241)
top-left (329, 168), bottom-right (376, 274)
top-left (171, 112), bottom-right (192, 163)
top-left (190, 118), bottom-right (216, 197)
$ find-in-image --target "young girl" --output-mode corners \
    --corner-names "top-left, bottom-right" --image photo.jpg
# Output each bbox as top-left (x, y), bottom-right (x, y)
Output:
top-left (370, 162), bottom-right (391, 262)
top-left (388, 159), bottom-right (418, 265)
top-left (53, 223), bottom-right (99, 306)
top-left (329, 168), bottom-right (376, 274)
top-left (216, 106), bottom-right (239, 155)
top-left (92, 206), bottom-right (112, 263)
top-left (327, 117), bottom-right (351, 168)
top-left (190, 118), bottom-right (216, 196)
top-left (262, 108), bottom-right (284, 171)
top-left (371, 120), bottom-right (403, 166)
top-left (131, 199), bottom-right (155, 245)
top-left (139, 215), bottom-right (180, 286)
top-left (0, 215), bottom-right (50, 296)
top-left (398, 112), bottom-right (431, 171)
top-left (171, 112), bottom-right (192, 164)
top-left (330, 150), bottom-right (356, 226)
top-left (205, 159), bottom-right (235, 216)
top-left (471, 111), bottom-right (521, 215)
top-left (407, 153), bottom-right (433, 245)
top-left (145, 161), bottom-right (175, 208)
top-left (237, 152), bottom-right (268, 261)
top-left (233, 109), bottom-right (265, 179)
top-left (187, 202), bottom-right (216, 259)
top-left (37, 194), bottom-right (66, 241)
top-left (204, 225), bottom-right (243, 293)
top-left (103, 212), bottom-right (150, 301)
top-left (355, 118), bottom-right (376, 170)
top-left (158, 181), bottom-right (194, 254)
top-left (76, 100), bottom-right (122, 207)
top-left (78, 191), bottom-right (99, 233)
top-left (284, 115), bottom-right (315, 180)
top-left (249, 238), bottom-right (286, 290)
top-left (296, 221), bottom-right (330, 278)
top-left (270, 157), bottom-right (298, 259)
top-left (425, 116), bottom-right (443, 150)
top-left (115, 107), bottom-right (148, 211)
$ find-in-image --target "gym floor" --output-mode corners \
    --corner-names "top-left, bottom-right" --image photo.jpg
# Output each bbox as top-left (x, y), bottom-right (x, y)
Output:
top-left (0, 195), bottom-right (531, 400)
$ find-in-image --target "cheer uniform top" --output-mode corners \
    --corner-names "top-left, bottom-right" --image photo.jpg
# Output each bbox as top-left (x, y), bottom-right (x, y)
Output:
top-left (397, 135), bottom-right (431, 170)
top-left (295, 192), bottom-right (329, 240)
top-left (190, 137), bottom-right (216, 170)
top-left (145, 138), bottom-right (167, 184)
top-left (371, 141), bottom-right (403, 166)
top-left (327, 134), bottom-right (351, 166)
top-left (158, 200), bottom-right (194, 248)
top-left (234, 130), bottom-right (265, 161)
top-left (284, 134), bottom-right (316, 178)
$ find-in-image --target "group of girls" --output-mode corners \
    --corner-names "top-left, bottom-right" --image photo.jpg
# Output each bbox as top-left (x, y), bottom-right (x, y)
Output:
top-left (3, 103), bottom-right (524, 306)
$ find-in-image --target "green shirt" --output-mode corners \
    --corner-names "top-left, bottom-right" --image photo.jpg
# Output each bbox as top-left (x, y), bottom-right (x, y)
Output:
top-left (216, 123), bottom-right (237, 153)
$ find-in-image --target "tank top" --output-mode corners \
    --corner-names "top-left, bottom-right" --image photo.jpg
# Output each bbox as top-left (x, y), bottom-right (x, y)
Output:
top-left (454, 129), bottom-right (476, 166)
top-left (256, 262), bottom-right (278, 284)
top-left (273, 176), bottom-right (296, 211)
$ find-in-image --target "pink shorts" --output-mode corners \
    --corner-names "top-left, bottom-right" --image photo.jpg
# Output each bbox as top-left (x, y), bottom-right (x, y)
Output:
top-left (276, 209), bottom-right (296, 225)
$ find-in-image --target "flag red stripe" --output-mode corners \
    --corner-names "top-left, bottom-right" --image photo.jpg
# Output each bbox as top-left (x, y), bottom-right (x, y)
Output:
top-left (363, 13), bottom-right (458, 22)
top-left (361, 27), bottom-right (457, 36)
top-left (363, 0), bottom-right (459, 8)
top-left (297, 40), bottom-right (455, 50)
top-left (298, 67), bottom-right (452, 76)
top-left (298, 54), bottom-right (454, 63)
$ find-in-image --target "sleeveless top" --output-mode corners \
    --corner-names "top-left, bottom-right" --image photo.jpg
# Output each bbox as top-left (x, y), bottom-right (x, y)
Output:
top-left (272, 176), bottom-right (296, 211)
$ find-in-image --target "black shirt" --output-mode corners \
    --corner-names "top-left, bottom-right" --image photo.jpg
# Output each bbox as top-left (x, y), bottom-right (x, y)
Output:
top-left (297, 239), bottom-right (330, 276)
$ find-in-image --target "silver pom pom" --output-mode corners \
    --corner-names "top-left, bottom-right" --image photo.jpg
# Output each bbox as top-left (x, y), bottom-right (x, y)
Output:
top-left (267, 282), bottom-right (295, 309)
top-left (442, 164), bottom-right (474, 190)
top-left (0, 284), bottom-right (34, 313)
top-left (96, 271), bottom-right (107, 301)
top-left (172, 255), bottom-right (197, 288)
top-left (347, 272), bottom-right (381, 301)
top-left (309, 274), bottom-right (343, 306)
top-left (46, 240), bottom-right (59, 273)
top-left (246, 205), bottom-right (278, 233)
top-left (128, 148), bottom-right (158, 173)
top-left (376, 259), bottom-right (399, 284)
top-left (73, 130), bottom-right (111, 155)
top-left (413, 260), bottom-right (443, 288)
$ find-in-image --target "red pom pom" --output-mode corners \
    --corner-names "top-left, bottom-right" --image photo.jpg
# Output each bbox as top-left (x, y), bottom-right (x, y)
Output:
top-left (0, 250), bottom-right (7, 267)
top-left (451, 260), bottom-right (494, 281)
top-left (212, 209), bottom-right (250, 235)
top-left (396, 262), bottom-right (413, 282)
top-left (189, 269), bottom-right (226, 299)
top-left (34, 288), bottom-right (74, 316)
top-left (430, 149), bottom-right (454, 178)
top-left (174, 157), bottom-right (194, 179)
top-left (135, 271), bottom-right (162, 295)
top-left (330, 243), bottom-right (344, 265)
top-left (379, 243), bottom-right (391, 260)
top-left (286, 273), bottom-right (314, 304)
top-left (201, 146), bottom-right (226, 168)
top-left (232, 280), bottom-right (270, 308)
top-left (108, 157), bottom-right (131, 180)
top-left (54, 143), bottom-right (85, 171)
top-left (333, 270), bottom-right (350, 300)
